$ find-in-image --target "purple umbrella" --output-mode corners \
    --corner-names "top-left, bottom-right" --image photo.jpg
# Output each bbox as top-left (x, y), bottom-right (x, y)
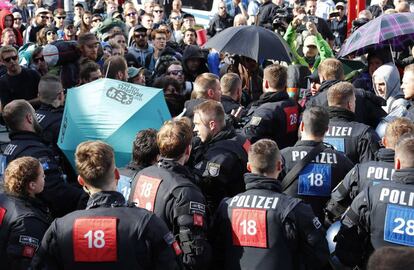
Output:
top-left (338, 12), bottom-right (414, 57)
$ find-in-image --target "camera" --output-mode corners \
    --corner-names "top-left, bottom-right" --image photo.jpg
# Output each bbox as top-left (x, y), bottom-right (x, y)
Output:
top-left (272, 6), bottom-right (293, 35)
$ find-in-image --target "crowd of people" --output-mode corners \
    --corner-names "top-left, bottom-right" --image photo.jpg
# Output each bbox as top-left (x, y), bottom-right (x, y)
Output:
top-left (1, 0), bottom-right (414, 269)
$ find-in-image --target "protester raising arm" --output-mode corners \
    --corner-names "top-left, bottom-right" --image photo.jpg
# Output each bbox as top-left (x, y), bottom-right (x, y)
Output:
top-left (284, 16), bottom-right (333, 72)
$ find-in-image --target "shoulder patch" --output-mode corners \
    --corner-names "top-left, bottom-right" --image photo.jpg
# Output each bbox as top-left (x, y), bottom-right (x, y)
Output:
top-left (207, 162), bottom-right (221, 177)
top-left (164, 232), bottom-right (182, 255)
top-left (189, 201), bottom-right (206, 214)
top-left (19, 235), bottom-right (40, 248)
top-left (313, 217), bottom-right (322, 229)
top-left (250, 116), bottom-right (262, 126)
top-left (38, 157), bottom-right (51, 171)
top-left (163, 232), bottom-right (175, 245)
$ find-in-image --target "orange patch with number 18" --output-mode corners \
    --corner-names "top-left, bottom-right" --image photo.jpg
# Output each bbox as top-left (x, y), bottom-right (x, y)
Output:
top-left (73, 217), bottom-right (117, 262)
top-left (231, 208), bottom-right (267, 248)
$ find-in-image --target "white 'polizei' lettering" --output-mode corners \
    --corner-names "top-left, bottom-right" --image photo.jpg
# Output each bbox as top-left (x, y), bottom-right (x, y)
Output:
top-left (366, 167), bottom-right (395, 180)
top-left (379, 188), bottom-right (414, 206)
top-left (326, 126), bottom-right (353, 137)
top-left (229, 195), bottom-right (279, 209)
top-left (291, 151), bottom-right (338, 164)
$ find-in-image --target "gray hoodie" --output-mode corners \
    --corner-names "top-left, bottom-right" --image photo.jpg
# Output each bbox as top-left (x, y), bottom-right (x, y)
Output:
top-left (372, 62), bottom-right (410, 114)
top-left (373, 63), bottom-right (414, 137)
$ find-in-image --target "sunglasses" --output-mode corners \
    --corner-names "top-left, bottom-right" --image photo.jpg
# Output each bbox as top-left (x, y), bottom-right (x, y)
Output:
top-left (56, 16), bottom-right (66, 20)
top-left (47, 31), bottom-right (56, 36)
top-left (170, 16), bottom-right (182, 20)
top-left (3, 55), bottom-right (18, 63)
top-left (168, 70), bottom-right (183, 76)
top-left (134, 33), bottom-right (146, 38)
top-left (14, 18), bottom-right (22, 21)
top-left (126, 12), bottom-right (137, 17)
top-left (40, 15), bottom-right (48, 19)
top-left (154, 10), bottom-right (163, 13)
top-left (33, 56), bottom-right (45, 63)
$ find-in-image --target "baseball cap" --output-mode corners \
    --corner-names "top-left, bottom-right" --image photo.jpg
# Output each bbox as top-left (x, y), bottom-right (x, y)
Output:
top-left (182, 13), bottom-right (195, 19)
top-left (133, 25), bottom-right (147, 32)
top-left (35, 7), bottom-right (50, 16)
top-left (336, 2), bottom-right (345, 7)
top-left (128, 67), bottom-right (144, 79)
top-left (304, 35), bottom-right (317, 47)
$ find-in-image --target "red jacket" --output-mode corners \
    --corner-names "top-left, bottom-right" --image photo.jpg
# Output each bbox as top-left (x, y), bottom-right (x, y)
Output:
top-left (0, 9), bottom-right (23, 46)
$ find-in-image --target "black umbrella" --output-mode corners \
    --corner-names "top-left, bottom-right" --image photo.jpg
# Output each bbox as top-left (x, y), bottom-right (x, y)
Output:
top-left (204, 25), bottom-right (293, 63)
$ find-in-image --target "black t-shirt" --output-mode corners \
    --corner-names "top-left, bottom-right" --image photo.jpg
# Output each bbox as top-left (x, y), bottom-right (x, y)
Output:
top-left (0, 67), bottom-right (40, 109)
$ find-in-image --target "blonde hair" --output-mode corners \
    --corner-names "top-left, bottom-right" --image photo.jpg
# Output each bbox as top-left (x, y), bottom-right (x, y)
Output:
top-left (4, 157), bottom-right (41, 196)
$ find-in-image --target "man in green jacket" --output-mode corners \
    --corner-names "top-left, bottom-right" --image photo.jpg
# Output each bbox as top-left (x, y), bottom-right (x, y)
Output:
top-left (284, 16), bottom-right (333, 72)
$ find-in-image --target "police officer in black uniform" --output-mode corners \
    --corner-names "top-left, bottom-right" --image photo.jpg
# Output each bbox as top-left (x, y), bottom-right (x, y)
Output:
top-left (324, 82), bottom-right (381, 164)
top-left (335, 135), bottom-right (414, 268)
top-left (280, 106), bottom-right (353, 222)
top-left (306, 58), bottom-right (386, 128)
top-left (211, 139), bottom-right (330, 269)
top-left (129, 118), bottom-right (211, 269)
top-left (32, 141), bottom-right (178, 270)
top-left (35, 75), bottom-right (65, 148)
top-left (118, 129), bottom-right (159, 200)
top-left (326, 117), bottom-right (414, 223)
top-left (35, 74), bottom-right (77, 183)
top-left (243, 64), bottom-right (300, 148)
top-left (0, 157), bottom-right (53, 270)
top-left (189, 100), bottom-right (249, 213)
top-left (2, 99), bottom-right (85, 217)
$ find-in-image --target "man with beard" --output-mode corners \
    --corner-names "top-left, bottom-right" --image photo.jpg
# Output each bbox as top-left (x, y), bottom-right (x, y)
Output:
top-left (128, 25), bottom-right (154, 67)
top-left (2, 100), bottom-right (86, 217)
top-left (165, 61), bottom-right (193, 97)
top-left (35, 75), bottom-right (77, 184)
top-left (0, 46), bottom-right (40, 112)
top-left (61, 33), bottom-right (99, 89)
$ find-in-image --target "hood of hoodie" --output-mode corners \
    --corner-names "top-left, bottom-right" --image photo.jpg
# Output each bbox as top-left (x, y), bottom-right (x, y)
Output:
top-left (0, 9), bottom-right (13, 31)
top-left (372, 63), bottom-right (402, 101)
top-left (182, 45), bottom-right (208, 80)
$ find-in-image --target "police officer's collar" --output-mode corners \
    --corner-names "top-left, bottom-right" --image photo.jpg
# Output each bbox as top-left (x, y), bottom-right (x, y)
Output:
top-left (157, 158), bottom-right (195, 180)
top-left (206, 126), bottom-right (235, 145)
top-left (254, 91), bottom-right (289, 106)
top-left (126, 162), bottom-right (146, 172)
top-left (221, 94), bottom-right (238, 104)
top-left (10, 193), bottom-right (49, 210)
top-left (9, 130), bottom-right (44, 141)
top-left (86, 191), bottom-right (126, 209)
top-left (327, 106), bottom-right (355, 122)
top-left (38, 102), bottom-right (64, 112)
top-left (294, 140), bottom-right (324, 147)
top-left (318, 79), bottom-right (342, 94)
top-left (392, 169), bottom-right (414, 185)
top-left (244, 173), bottom-right (282, 192)
top-left (376, 148), bottom-right (395, 163)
